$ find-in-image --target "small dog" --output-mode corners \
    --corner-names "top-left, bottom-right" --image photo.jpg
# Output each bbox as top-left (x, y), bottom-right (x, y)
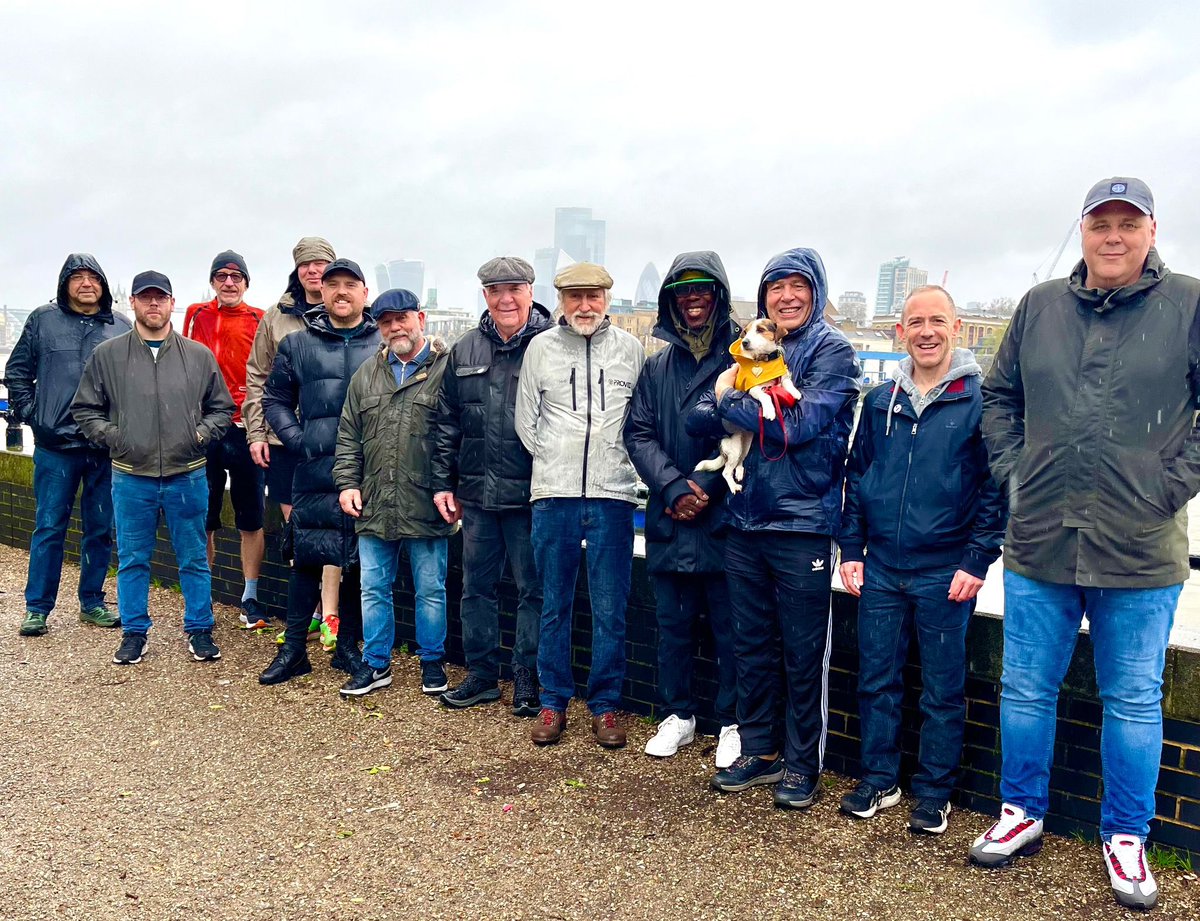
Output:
top-left (694, 318), bottom-right (802, 494)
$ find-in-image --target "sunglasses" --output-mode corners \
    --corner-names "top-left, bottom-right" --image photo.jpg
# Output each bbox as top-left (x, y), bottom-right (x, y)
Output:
top-left (213, 272), bottom-right (246, 284)
top-left (673, 283), bottom-right (716, 299)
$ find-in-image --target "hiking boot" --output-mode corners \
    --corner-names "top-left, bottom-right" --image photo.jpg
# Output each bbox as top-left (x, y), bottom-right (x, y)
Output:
top-left (511, 665), bottom-right (540, 718)
top-left (531, 708), bottom-right (566, 745)
top-left (439, 675), bottom-right (500, 709)
top-left (259, 645), bottom-right (312, 685)
top-left (715, 724), bottom-right (741, 769)
top-left (644, 714), bottom-right (696, 757)
top-left (592, 711), bottom-right (626, 749)
top-left (1103, 835), bottom-right (1158, 911)
top-left (239, 598), bottom-right (271, 630)
top-left (188, 631), bottom-right (221, 662)
top-left (774, 770), bottom-right (819, 809)
top-left (969, 803), bottom-right (1044, 868)
top-left (340, 663), bottom-right (393, 698)
top-left (113, 633), bottom-right (147, 665)
top-left (19, 611), bottom-right (48, 636)
top-left (839, 781), bottom-right (902, 819)
top-left (910, 798), bottom-right (952, 835)
top-left (80, 604), bottom-right (120, 628)
top-left (329, 639), bottom-right (363, 675)
top-left (420, 660), bottom-right (448, 694)
top-left (710, 755), bottom-right (785, 793)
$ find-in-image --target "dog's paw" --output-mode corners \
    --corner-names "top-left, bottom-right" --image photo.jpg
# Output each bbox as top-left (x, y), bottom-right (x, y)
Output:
top-left (728, 480), bottom-right (742, 495)
top-left (761, 404), bottom-right (776, 422)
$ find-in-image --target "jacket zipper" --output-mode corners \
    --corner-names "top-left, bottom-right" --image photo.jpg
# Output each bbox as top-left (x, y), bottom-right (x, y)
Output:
top-left (570, 367), bottom-right (577, 411)
top-left (581, 340), bottom-right (593, 497)
top-left (599, 368), bottom-right (605, 411)
top-left (154, 339), bottom-right (163, 478)
top-left (214, 308), bottom-right (223, 369)
top-left (895, 419), bottom-right (918, 550)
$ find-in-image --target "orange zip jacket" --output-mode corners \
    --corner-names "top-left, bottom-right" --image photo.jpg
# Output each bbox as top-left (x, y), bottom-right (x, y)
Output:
top-left (183, 298), bottom-right (264, 425)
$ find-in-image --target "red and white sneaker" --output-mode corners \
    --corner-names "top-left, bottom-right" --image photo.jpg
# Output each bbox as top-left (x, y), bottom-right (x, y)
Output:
top-left (1103, 835), bottom-right (1158, 911)
top-left (969, 803), bottom-right (1044, 868)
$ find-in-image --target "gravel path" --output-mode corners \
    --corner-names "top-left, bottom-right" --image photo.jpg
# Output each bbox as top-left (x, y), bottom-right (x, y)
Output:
top-left (2, 543), bottom-right (1197, 920)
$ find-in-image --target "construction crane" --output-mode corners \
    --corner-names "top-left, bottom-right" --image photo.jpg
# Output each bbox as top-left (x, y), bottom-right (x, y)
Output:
top-left (1033, 221), bottom-right (1079, 284)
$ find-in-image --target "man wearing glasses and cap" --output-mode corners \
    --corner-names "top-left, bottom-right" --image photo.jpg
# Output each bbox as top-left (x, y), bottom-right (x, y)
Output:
top-left (72, 271), bottom-right (234, 666)
top-left (973, 177), bottom-right (1200, 911)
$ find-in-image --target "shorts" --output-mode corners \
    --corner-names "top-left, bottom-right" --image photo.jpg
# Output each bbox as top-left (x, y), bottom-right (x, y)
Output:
top-left (205, 426), bottom-right (266, 532)
top-left (265, 442), bottom-right (301, 507)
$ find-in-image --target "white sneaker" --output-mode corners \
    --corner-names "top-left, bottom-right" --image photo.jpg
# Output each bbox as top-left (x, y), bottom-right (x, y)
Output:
top-left (1103, 835), bottom-right (1158, 911)
top-left (968, 803), bottom-right (1044, 868)
top-left (715, 724), bottom-right (742, 769)
top-left (643, 715), bottom-right (696, 757)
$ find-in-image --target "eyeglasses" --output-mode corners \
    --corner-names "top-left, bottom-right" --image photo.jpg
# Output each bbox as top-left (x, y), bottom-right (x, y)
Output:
top-left (133, 292), bottom-right (171, 304)
top-left (672, 283), bottom-right (716, 299)
top-left (213, 272), bottom-right (245, 284)
top-left (70, 271), bottom-right (102, 284)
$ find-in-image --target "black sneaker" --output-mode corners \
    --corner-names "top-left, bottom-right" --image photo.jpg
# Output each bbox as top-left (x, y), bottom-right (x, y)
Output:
top-left (910, 798), bottom-right (952, 835)
top-left (511, 665), bottom-right (539, 717)
top-left (421, 660), bottom-right (448, 694)
top-left (839, 780), bottom-right (902, 819)
top-left (188, 631), bottom-right (222, 661)
top-left (113, 633), bottom-right (147, 665)
top-left (440, 675), bottom-right (500, 709)
top-left (329, 639), bottom-right (363, 675)
top-left (239, 598), bottom-right (271, 630)
top-left (340, 663), bottom-right (393, 697)
top-left (710, 755), bottom-right (786, 793)
top-left (259, 645), bottom-right (312, 685)
top-left (773, 770), bottom-right (819, 809)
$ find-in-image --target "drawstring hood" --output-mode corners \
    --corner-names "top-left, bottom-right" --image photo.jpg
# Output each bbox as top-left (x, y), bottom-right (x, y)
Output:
top-left (885, 348), bottom-right (981, 434)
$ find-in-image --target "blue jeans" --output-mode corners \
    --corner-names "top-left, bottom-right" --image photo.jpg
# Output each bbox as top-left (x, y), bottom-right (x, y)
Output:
top-left (1000, 570), bottom-right (1181, 840)
top-left (26, 447), bottom-right (113, 616)
top-left (531, 498), bottom-right (633, 714)
top-left (359, 534), bottom-right (447, 669)
top-left (857, 560), bottom-right (971, 799)
top-left (460, 506), bottom-right (541, 683)
top-left (111, 469), bottom-right (213, 635)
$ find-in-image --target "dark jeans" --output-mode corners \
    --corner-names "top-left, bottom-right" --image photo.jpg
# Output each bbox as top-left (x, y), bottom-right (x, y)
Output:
top-left (651, 572), bottom-right (736, 725)
top-left (204, 426), bottom-right (264, 532)
top-left (726, 529), bottom-right (833, 775)
top-left (460, 506), bottom-right (542, 683)
top-left (857, 559), bottom-right (971, 799)
top-left (285, 564), bottom-right (362, 650)
top-left (532, 498), bottom-right (634, 714)
top-left (26, 446), bottom-right (113, 616)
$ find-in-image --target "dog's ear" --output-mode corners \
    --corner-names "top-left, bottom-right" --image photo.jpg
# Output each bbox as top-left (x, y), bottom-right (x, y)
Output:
top-left (762, 319), bottom-right (779, 339)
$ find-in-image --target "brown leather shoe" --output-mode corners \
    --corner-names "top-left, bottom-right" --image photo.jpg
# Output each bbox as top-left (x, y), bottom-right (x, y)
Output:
top-left (592, 711), bottom-right (626, 749)
top-left (531, 708), bottom-right (566, 745)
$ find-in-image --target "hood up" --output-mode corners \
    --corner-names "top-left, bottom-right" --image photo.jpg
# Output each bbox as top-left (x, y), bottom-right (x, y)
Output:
top-left (756, 247), bottom-right (828, 338)
top-left (56, 253), bottom-right (114, 317)
top-left (654, 251), bottom-right (735, 350)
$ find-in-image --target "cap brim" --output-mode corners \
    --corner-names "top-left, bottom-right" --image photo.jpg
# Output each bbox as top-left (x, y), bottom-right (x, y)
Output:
top-left (664, 277), bottom-right (716, 289)
top-left (1082, 196), bottom-right (1153, 216)
top-left (481, 278), bottom-right (531, 286)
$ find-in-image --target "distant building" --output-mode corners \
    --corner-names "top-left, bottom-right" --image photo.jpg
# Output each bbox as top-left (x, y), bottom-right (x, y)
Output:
top-left (608, 307), bottom-right (659, 354)
top-left (634, 262), bottom-right (661, 308)
top-left (533, 247), bottom-right (576, 312)
top-left (375, 259), bottom-right (425, 298)
top-left (837, 290), bottom-right (869, 325)
top-left (874, 257), bottom-right (928, 316)
top-left (554, 207), bottom-right (606, 266)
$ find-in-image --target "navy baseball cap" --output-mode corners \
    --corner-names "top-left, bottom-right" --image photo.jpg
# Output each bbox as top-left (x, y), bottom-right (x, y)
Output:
top-left (131, 270), bottom-right (173, 296)
top-left (321, 258), bottom-right (366, 283)
top-left (1082, 177), bottom-right (1154, 217)
top-left (371, 288), bottom-right (421, 319)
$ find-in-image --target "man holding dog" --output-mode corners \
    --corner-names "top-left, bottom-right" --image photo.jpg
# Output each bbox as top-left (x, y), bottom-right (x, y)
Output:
top-left (838, 285), bottom-right (1004, 835)
top-left (973, 177), bottom-right (1200, 911)
top-left (688, 247), bottom-right (860, 807)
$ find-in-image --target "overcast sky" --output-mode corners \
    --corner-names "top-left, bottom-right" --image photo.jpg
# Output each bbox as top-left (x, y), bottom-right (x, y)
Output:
top-left (2, 0), bottom-right (1198, 316)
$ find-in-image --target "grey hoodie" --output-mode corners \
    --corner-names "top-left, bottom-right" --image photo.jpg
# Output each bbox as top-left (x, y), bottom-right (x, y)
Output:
top-left (886, 348), bottom-right (982, 433)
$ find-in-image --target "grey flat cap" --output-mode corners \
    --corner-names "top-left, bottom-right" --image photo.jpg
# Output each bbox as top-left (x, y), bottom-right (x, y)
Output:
top-left (478, 256), bottom-right (535, 286)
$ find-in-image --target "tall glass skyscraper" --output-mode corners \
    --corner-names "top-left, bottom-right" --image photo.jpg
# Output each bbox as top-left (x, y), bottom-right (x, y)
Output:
top-left (553, 208), bottom-right (606, 266)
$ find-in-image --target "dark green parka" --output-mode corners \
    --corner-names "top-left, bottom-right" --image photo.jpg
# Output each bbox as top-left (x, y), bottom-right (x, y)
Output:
top-left (333, 339), bottom-right (457, 541)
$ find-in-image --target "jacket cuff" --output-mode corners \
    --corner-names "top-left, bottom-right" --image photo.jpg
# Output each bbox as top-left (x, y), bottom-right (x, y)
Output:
top-left (661, 477), bottom-right (691, 510)
top-left (839, 542), bottom-right (866, 564)
top-left (959, 552), bottom-right (992, 580)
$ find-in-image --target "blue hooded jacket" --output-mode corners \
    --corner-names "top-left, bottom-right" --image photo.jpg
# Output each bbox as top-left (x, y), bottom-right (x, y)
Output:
top-left (687, 247), bottom-right (860, 535)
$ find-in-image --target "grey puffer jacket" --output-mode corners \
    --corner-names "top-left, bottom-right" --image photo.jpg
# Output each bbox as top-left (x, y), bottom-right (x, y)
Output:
top-left (516, 317), bottom-right (645, 504)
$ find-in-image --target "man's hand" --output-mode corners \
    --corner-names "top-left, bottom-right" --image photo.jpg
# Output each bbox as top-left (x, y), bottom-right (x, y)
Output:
top-left (434, 491), bottom-right (462, 524)
top-left (249, 441), bottom-right (271, 468)
top-left (714, 365), bottom-right (738, 400)
top-left (948, 569), bottom-right (985, 602)
top-left (339, 488), bottom-right (363, 518)
top-left (669, 480), bottom-right (709, 522)
top-left (840, 561), bottom-right (864, 598)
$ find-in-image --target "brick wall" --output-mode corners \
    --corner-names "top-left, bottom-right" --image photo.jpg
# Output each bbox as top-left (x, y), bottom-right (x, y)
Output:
top-left (2, 450), bottom-right (1197, 857)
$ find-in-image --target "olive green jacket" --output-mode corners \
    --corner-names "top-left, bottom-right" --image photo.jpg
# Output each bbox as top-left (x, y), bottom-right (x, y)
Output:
top-left (333, 339), bottom-right (457, 540)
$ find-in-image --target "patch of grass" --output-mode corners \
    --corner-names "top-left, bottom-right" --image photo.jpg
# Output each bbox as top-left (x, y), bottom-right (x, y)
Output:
top-left (169, 582), bottom-right (181, 594)
top-left (1069, 829), bottom-right (1094, 845)
top-left (150, 576), bottom-right (164, 589)
top-left (107, 565), bottom-right (118, 579)
top-left (397, 643), bottom-right (409, 656)
top-left (1147, 845), bottom-right (1194, 873)
top-left (820, 775), bottom-right (837, 790)
top-left (636, 715), bottom-right (657, 726)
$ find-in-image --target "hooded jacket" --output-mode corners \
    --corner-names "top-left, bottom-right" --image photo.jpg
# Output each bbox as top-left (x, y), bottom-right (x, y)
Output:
top-left (262, 310), bottom-right (379, 568)
top-left (333, 339), bottom-right (457, 540)
top-left (515, 316), bottom-right (646, 504)
top-left (624, 251), bottom-right (740, 573)
top-left (839, 349), bottom-right (1005, 578)
top-left (430, 302), bottom-right (554, 509)
top-left (982, 249), bottom-right (1200, 588)
top-left (243, 281), bottom-right (318, 447)
top-left (182, 297), bottom-right (264, 425)
top-left (687, 247), bottom-right (860, 535)
top-left (71, 329), bottom-right (234, 477)
top-left (6, 254), bottom-right (132, 451)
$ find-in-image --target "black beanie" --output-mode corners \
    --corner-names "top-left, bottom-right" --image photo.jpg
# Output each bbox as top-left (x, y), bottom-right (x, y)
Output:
top-left (210, 250), bottom-right (250, 284)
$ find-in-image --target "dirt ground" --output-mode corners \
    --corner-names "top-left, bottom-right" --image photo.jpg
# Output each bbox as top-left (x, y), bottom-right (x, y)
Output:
top-left (2, 544), bottom-right (1197, 920)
